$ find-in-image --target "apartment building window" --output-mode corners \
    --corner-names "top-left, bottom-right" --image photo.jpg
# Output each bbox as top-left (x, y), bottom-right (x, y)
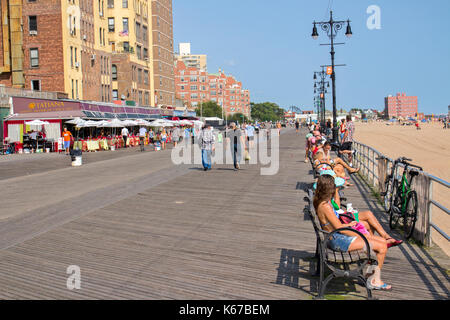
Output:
top-left (190, 76), bottom-right (197, 82)
top-left (143, 48), bottom-right (148, 60)
top-left (71, 79), bottom-right (74, 99)
top-left (137, 68), bottom-right (142, 84)
top-left (143, 70), bottom-right (148, 84)
top-left (74, 47), bottom-right (78, 66)
top-left (142, 25), bottom-right (148, 44)
top-left (122, 18), bottom-right (128, 32)
top-left (31, 80), bottom-right (40, 91)
top-left (112, 65), bottom-right (117, 80)
top-left (190, 85), bottom-right (198, 91)
top-left (29, 16), bottom-right (37, 33)
top-left (108, 18), bottom-right (115, 32)
top-left (122, 0), bottom-right (128, 8)
top-left (108, 0), bottom-right (114, 8)
top-left (159, 62), bottom-right (162, 72)
top-left (30, 48), bottom-right (39, 67)
top-left (180, 85), bottom-right (185, 90)
top-left (112, 89), bottom-right (118, 100)
top-left (136, 45), bottom-right (142, 59)
top-left (135, 22), bottom-right (140, 40)
top-left (76, 80), bottom-right (79, 99)
top-left (211, 91), bottom-right (216, 96)
top-left (160, 76), bottom-right (162, 86)
top-left (123, 41), bottom-right (129, 52)
top-left (144, 92), bottom-right (149, 105)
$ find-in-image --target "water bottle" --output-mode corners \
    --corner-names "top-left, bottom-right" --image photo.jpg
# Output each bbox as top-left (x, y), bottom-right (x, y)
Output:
top-left (347, 203), bottom-right (353, 213)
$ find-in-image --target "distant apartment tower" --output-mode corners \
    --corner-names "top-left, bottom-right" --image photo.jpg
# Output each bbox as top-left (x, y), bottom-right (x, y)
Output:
top-left (384, 93), bottom-right (418, 119)
top-left (175, 43), bottom-right (207, 71)
top-left (174, 60), bottom-right (251, 118)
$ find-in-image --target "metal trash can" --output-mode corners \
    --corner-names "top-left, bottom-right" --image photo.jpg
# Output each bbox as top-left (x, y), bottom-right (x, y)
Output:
top-left (70, 149), bottom-right (83, 167)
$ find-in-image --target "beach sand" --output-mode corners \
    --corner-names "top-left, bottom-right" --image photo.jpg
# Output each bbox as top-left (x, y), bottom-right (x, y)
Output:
top-left (354, 121), bottom-right (449, 255)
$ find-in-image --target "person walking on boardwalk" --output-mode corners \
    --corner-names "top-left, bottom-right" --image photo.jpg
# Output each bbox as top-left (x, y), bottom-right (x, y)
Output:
top-left (121, 126), bottom-right (129, 148)
top-left (139, 126), bottom-right (147, 152)
top-left (227, 122), bottom-right (245, 171)
top-left (172, 126), bottom-right (180, 147)
top-left (340, 115), bottom-right (355, 167)
top-left (198, 124), bottom-right (215, 171)
top-left (62, 126), bottom-right (73, 155)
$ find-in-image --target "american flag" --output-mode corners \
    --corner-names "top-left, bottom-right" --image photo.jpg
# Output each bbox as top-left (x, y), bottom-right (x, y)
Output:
top-left (119, 30), bottom-right (128, 36)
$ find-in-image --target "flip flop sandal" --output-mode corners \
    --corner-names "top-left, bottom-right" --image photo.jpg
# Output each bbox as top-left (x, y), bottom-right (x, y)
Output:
top-left (367, 281), bottom-right (392, 291)
top-left (386, 238), bottom-right (403, 248)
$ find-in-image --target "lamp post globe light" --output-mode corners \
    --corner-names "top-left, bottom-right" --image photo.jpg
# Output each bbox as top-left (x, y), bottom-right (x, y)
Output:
top-left (312, 11), bottom-right (352, 143)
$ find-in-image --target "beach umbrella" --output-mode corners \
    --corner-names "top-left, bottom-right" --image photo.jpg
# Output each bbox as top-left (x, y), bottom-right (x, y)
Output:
top-left (134, 119), bottom-right (152, 126)
top-left (66, 117), bottom-right (86, 126)
top-left (122, 120), bottom-right (138, 127)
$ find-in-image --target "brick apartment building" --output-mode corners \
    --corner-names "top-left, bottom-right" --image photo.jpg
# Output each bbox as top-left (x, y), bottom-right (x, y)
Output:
top-left (175, 60), bottom-right (251, 118)
top-left (0, 0), bottom-right (174, 108)
top-left (384, 93), bottom-right (418, 119)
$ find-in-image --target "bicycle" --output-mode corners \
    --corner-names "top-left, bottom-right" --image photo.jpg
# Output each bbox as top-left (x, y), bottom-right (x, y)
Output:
top-left (381, 156), bottom-right (422, 239)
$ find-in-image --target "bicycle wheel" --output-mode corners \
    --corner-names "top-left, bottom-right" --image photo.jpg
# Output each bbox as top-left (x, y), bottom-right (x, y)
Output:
top-left (404, 191), bottom-right (418, 239)
top-left (383, 177), bottom-right (393, 212)
top-left (389, 180), bottom-right (401, 230)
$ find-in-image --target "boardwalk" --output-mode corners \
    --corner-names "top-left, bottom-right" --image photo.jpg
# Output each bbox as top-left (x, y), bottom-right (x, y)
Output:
top-left (0, 129), bottom-right (448, 300)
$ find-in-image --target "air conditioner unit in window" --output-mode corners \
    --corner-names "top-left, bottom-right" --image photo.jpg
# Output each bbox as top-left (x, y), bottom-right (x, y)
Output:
top-left (83, 34), bottom-right (87, 40)
top-left (29, 30), bottom-right (38, 36)
top-left (70, 29), bottom-right (75, 35)
top-left (91, 54), bottom-right (96, 60)
top-left (99, 12), bottom-right (103, 17)
top-left (75, 62), bottom-right (80, 68)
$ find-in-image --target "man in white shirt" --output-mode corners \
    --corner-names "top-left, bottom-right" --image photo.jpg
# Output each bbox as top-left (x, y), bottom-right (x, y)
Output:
top-left (245, 123), bottom-right (255, 148)
top-left (139, 126), bottom-right (147, 152)
top-left (121, 127), bottom-right (129, 148)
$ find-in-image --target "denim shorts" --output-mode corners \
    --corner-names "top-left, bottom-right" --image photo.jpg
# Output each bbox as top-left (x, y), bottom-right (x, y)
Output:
top-left (328, 232), bottom-right (356, 252)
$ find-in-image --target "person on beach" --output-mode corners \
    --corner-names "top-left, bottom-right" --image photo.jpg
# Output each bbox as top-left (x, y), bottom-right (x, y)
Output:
top-left (314, 175), bottom-right (392, 291)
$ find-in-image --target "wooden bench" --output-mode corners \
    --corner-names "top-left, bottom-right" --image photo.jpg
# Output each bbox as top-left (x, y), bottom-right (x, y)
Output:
top-left (305, 189), bottom-right (377, 299)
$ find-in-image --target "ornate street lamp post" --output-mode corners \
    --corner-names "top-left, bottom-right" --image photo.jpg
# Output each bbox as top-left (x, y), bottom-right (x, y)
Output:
top-left (312, 11), bottom-right (352, 143)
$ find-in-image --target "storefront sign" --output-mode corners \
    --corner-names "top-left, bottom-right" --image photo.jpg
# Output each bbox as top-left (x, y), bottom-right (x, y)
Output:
top-left (13, 97), bottom-right (80, 114)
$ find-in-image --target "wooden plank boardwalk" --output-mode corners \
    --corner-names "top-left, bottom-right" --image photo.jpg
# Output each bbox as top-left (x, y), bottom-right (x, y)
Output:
top-left (0, 129), bottom-right (448, 300)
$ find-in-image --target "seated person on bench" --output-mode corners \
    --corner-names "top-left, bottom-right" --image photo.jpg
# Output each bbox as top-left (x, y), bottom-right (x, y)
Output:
top-left (314, 175), bottom-right (392, 291)
top-left (317, 141), bottom-right (359, 180)
top-left (332, 183), bottom-right (403, 249)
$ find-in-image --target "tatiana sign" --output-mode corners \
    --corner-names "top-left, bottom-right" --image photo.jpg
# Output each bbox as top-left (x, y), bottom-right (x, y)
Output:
top-left (13, 97), bottom-right (80, 114)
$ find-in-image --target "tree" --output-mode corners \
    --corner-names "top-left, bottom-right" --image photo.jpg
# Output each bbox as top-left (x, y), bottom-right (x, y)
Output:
top-left (195, 101), bottom-right (222, 118)
top-left (228, 113), bottom-right (249, 124)
top-left (250, 102), bottom-right (284, 122)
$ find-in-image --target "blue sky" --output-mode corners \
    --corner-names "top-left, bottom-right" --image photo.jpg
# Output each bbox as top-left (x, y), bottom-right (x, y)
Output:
top-left (173, 0), bottom-right (450, 114)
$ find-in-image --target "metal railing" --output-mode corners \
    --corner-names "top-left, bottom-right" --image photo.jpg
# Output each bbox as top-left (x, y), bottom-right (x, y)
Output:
top-left (351, 140), bottom-right (449, 246)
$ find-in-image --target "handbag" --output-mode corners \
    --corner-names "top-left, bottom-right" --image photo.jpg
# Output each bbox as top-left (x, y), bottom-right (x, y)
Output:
top-left (244, 150), bottom-right (251, 161)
